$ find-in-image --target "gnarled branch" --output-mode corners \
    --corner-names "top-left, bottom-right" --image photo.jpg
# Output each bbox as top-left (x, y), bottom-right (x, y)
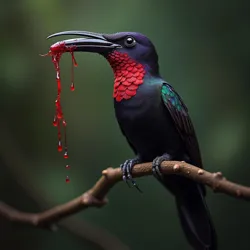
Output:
top-left (1, 161), bottom-right (250, 231)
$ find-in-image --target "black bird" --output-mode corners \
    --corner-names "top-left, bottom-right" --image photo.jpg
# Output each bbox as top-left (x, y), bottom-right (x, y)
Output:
top-left (48, 30), bottom-right (217, 250)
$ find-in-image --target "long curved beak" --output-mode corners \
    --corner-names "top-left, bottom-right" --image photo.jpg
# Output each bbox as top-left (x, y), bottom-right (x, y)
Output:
top-left (47, 30), bottom-right (121, 53)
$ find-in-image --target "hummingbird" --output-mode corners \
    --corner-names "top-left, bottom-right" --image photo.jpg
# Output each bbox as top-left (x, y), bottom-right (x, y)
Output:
top-left (47, 30), bottom-right (217, 250)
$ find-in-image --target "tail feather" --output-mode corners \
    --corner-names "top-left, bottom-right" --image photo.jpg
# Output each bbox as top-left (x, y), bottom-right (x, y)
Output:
top-left (161, 176), bottom-right (217, 250)
top-left (175, 187), bottom-right (217, 250)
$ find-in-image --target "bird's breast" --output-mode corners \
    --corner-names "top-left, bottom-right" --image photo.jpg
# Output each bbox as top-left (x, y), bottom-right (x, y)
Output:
top-left (114, 82), bottom-right (182, 160)
top-left (114, 83), bottom-right (161, 119)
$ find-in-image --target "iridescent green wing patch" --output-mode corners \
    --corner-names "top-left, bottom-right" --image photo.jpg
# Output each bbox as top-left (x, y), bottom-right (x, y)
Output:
top-left (161, 82), bottom-right (204, 172)
top-left (161, 82), bottom-right (194, 136)
top-left (161, 83), bottom-right (188, 115)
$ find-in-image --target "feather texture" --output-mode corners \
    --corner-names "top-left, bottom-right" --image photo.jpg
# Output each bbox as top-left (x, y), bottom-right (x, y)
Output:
top-left (161, 83), bottom-right (203, 170)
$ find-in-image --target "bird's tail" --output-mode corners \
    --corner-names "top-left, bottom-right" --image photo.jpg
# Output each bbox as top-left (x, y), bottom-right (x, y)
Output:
top-left (161, 176), bottom-right (217, 250)
top-left (175, 183), bottom-right (217, 250)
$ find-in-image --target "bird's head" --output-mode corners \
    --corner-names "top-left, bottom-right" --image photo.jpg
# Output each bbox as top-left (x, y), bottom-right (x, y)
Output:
top-left (48, 30), bottom-right (161, 101)
top-left (47, 31), bottom-right (160, 76)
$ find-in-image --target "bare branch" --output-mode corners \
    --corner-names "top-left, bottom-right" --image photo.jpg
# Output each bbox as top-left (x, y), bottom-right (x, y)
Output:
top-left (1, 160), bottom-right (250, 232)
top-left (0, 120), bottom-right (129, 250)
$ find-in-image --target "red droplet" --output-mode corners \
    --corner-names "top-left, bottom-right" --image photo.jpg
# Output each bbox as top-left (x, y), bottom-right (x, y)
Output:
top-left (70, 82), bottom-right (75, 91)
top-left (57, 79), bottom-right (61, 93)
top-left (63, 123), bottom-right (68, 158)
top-left (53, 116), bottom-right (58, 127)
top-left (65, 176), bottom-right (70, 183)
top-left (70, 51), bottom-right (77, 92)
top-left (70, 51), bottom-right (78, 67)
top-left (57, 112), bottom-right (63, 119)
top-left (58, 140), bottom-right (63, 152)
top-left (62, 120), bottom-right (67, 126)
top-left (64, 150), bottom-right (68, 159)
top-left (55, 99), bottom-right (59, 107)
top-left (65, 164), bottom-right (70, 169)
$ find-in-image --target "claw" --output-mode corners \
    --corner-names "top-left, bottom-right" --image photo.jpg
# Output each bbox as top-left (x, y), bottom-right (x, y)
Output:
top-left (120, 162), bottom-right (131, 187)
top-left (120, 158), bottom-right (142, 193)
top-left (152, 154), bottom-right (172, 181)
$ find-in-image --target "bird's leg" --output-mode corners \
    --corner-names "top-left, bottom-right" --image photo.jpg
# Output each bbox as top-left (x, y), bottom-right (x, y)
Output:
top-left (152, 153), bottom-right (172, 181)
top-left (120, 157), bottom-right (142, 192)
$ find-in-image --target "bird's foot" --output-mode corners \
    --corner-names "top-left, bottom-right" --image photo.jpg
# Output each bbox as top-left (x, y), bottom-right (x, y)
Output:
top-left (152, 153), bottom-right (172, 181)
top-left (120, 157), bottom-right (142, 193)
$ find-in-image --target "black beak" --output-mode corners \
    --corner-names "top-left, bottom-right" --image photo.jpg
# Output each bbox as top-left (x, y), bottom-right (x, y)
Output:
top-left (47, 30), bottom-right (121, 53)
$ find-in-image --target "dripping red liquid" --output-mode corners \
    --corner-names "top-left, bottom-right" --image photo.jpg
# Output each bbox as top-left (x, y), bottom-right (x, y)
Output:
top-left (70, 51), bottom-right (77, 91)
top-left (64, 150), bottom-right (68, 159)
top-left (70, 82), bottom-right (75, 91)
top-left (58, 140), bottom-right (63, 152)
top-left (65, 176), bottom-right (70, 183)
top-left (41, 41), bottom-right (77, 182)
top-left (53, 116), bottom-right (58, 127)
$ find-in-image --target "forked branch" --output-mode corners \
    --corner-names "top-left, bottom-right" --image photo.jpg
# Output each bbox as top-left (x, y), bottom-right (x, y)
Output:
top-left (1, 161), bottom-right (250, 230)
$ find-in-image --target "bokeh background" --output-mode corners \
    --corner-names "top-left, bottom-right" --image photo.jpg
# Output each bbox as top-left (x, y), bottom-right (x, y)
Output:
top-left (0, 1), bottom-right (250, 249)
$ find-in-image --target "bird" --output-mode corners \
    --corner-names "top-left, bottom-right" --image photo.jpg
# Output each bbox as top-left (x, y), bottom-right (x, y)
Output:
top-left (48, 30), bottom-right (217, 250)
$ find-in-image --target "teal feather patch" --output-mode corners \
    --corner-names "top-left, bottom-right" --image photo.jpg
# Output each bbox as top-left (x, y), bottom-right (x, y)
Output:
top-left (160, 82), bottom-right (204, 172)
top-left (161, 83), bottom-right (187, 115)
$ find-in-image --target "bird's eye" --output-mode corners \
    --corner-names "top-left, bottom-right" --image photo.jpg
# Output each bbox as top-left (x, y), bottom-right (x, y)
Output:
top-left (124, 36), bottom-right (136, 47)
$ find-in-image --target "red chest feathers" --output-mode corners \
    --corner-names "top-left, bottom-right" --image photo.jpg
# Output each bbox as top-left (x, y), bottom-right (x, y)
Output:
top-left (106, 51), bottom-right (145, 102)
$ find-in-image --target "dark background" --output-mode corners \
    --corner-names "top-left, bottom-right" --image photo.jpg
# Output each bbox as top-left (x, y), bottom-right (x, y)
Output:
top-left (0, 1), bottom-right (250, 249)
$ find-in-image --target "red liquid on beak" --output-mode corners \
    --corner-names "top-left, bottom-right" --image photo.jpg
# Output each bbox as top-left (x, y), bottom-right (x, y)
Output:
top-left (41, 41), bottom-right (78, 182)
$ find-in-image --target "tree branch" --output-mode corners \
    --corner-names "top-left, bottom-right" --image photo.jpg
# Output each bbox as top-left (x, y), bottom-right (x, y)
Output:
top-left (0, 120), bottom-right (129, 250)
top-left (1, 161), bottom-right (250, 230)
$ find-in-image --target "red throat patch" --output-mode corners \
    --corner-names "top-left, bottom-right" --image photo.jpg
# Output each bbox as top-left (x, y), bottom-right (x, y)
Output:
top-left (106, 51), bottom-right (146, 102)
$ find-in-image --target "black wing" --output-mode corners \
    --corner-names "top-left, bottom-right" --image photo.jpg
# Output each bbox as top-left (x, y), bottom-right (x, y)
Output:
top-left (161, 82), bottom-right (203, 169)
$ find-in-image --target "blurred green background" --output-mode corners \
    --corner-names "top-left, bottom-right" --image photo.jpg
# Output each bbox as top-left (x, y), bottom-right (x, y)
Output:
top-left (0, 0), bottom-right (250, 249)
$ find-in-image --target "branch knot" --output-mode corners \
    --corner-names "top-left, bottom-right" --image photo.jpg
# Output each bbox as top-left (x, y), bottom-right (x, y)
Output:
top-left (81, 192), bottom-right (107, 208)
